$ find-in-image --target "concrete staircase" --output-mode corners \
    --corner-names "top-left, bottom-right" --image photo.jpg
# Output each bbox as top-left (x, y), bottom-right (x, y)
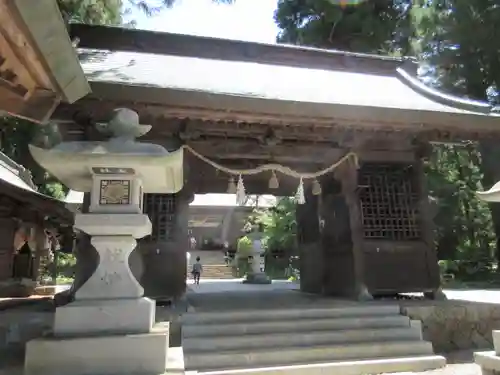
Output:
top-left (181, 304), bottom-right (445, 375)
top-left (201, 264), bottom-right (234, 279)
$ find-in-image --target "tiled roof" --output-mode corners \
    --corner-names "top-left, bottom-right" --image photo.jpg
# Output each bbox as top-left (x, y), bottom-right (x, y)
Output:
top-left (0, 152), bottom-right (38, 194)
top-left (79, 49), bottom-right (490, 116)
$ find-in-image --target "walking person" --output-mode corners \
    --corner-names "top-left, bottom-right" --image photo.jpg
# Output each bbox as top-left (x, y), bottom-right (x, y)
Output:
top-left (191, 256), bottom-right (203, 285)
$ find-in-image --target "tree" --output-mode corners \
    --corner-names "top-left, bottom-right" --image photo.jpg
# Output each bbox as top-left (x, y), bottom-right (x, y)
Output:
top-left (58, 0), bottom-right (234, 25)
top-left (275, 0), bottom-right (414, 55)
top-left (258, 197), bottom-right (297, 254)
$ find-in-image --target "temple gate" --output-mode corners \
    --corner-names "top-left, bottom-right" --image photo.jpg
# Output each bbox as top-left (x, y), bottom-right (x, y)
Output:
top-left (51, 24), bottom-right (500, 301)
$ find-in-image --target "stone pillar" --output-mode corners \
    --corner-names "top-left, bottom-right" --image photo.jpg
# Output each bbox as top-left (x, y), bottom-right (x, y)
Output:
top-left (296, 186), bottom-right (323, 294)
top-left (335, 157), bottom-right (373, 301)
top-left (243, 231), bottom-right (271, 284)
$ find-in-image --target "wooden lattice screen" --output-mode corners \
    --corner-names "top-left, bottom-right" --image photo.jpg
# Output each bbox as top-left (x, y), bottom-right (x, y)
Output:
top-left (358, 163), bottom-right (421, 241)
top-left (143, 194), bottom-right (177, 242)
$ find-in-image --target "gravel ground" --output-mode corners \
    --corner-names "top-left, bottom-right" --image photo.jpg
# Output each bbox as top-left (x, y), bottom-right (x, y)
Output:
top-left (0, 350), bottom-right (484, 375)
top-left (389, 363), bottom-right (481, 375)
top-left (388, 350), bottom-right (481, 375)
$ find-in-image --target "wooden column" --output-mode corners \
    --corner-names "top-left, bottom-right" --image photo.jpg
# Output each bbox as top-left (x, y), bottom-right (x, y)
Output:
top-left (296, 185), bottom-right (323, 294)
top-left (335, 156), bottom-right (373, 300)
top-left (0, 218), bottom-right (16, 281)
top-left (415, 156), bottom-right (445, 299)
top-left (136, 189), bottom-right (189, 300)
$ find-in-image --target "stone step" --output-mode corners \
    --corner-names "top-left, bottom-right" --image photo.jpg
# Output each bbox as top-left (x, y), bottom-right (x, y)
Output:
top-left (193, 355), bottom-right (446, 375)
top-left (184, 340), bottom-right (435, 371)
top-left (474, 351), bottom-right (500, 373)
top-left (182, 314), bottom-right (411, 337)
top-left (202, 275), bottom-right (234, 280)
top-left (182, 304), bottom-right (401, 325)
top-left (184, 326), bottom-right (423, 352)
top-left (198, 264), bottom-right (234, 280)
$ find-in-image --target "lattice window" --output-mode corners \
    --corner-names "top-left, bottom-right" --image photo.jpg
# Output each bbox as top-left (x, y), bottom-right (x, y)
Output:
top-left (143, 194), bottom-right (177, 242)
top-left (358, 163), bottom-right (421, 241)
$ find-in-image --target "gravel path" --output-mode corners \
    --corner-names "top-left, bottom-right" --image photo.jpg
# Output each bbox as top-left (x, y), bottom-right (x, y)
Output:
top-left (389, 363), bottom-right (481, 375)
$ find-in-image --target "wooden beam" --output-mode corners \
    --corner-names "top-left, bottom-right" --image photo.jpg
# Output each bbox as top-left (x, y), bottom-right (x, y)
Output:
top-left (0, 0), bottom-right (53, 90)
top-left (185, 139), bottom-right (345, 164)
top-left (12, 0), bottom-right (91, 103)
top-left (69, 24), bottom-right (403, 76)
top-left (0, 86), bottom-right (60, 123)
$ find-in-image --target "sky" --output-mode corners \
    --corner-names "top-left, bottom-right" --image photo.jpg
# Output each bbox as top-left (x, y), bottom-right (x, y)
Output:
top-left (125, 0), bottom-right (279, 43)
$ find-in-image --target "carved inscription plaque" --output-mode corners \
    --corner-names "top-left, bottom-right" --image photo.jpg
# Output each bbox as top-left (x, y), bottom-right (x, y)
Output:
top-left (99, 180), bottom-right (130, 205)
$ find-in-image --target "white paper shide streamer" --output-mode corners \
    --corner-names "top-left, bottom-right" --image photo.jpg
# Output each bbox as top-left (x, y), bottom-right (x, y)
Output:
top-left (181, 145), bottom-right (358, 206)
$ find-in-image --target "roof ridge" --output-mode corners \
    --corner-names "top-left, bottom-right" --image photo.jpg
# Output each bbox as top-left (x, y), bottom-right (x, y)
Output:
top-left (71, 23), bottom-right (403, 76)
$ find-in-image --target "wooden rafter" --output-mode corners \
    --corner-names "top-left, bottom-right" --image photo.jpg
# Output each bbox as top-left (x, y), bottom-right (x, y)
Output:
top-left (0, 0), bottom-right (90, 124)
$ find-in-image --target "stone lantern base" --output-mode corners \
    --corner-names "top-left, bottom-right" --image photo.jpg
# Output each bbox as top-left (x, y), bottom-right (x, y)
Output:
top-left (24, 323), bottom-right (169, 375)
top-left (24, 214), bottom-right (170, 375)
top-left (475, 330), bottom-right (500, 375)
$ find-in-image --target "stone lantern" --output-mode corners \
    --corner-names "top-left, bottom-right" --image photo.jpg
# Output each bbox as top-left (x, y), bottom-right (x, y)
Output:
top-left (24, 108), bottom-right (184, 375)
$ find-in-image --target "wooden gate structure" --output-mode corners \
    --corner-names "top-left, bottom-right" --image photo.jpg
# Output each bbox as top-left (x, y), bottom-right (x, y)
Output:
top-left (52, 24), bottom-right (500, 300)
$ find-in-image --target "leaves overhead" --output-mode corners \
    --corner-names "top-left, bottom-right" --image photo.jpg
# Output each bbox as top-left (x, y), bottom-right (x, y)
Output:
top-left (274, 0), bottom-right (414, 55)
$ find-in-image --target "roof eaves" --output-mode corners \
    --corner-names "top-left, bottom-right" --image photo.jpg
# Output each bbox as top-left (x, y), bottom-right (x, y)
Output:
top-left (0, 151), bottom-right (37, 191)
top-left (12, 0), bottom-right (91, 104)
top-left (397, 60), bottom-right (493, 115)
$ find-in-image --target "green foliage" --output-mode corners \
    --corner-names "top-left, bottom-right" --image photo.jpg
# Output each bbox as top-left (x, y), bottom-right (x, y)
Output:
top-left (426, 143), bottom-right (496, 278)
top-left (274, 0), bottom-right (414, 55)
top-left (57, 0), bottom-right (235, 25)
top-left (411, 0), bottom-right (500, 101)
top-left (231, 257), bottom-right (251, 278)
top-left (236, 236), bottom-right (253, 258)
top-left (0, 117), bottom-right (68, 199)
top-left (257, 197), bottom-right (297, 253)
top-left (57, 0), bottom-right (123, 25)
top-left (57, 253), bottom-right (77, 269)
